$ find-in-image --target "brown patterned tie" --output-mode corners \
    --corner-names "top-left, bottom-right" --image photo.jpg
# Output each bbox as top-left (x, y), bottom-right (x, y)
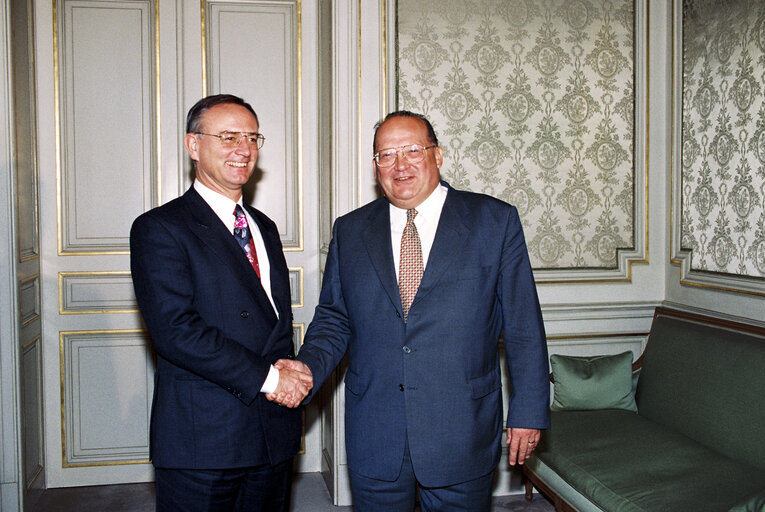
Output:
top-left (399, 209), bottom-right (423, 322)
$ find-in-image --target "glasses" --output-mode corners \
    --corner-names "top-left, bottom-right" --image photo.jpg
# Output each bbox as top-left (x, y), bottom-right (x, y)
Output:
top-left (373, 144), bottom-right (437, 167)
top-left (194, 131), bottom-right (265, 149)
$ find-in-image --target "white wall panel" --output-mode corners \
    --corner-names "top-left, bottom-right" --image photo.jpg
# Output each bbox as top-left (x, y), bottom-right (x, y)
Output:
top-left (206, 1), bottom-right (301, 248)
top-left (59, 272), bottom-right (137, 314)
top-left (60, 331), bottom-right (152, 466)
top-left (58, 1), bottom-right (155, 253)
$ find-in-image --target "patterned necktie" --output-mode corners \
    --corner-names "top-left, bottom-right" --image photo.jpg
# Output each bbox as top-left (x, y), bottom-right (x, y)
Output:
top-left (233, 204), bottom-right (261, 278)
top-left (399, 208), bottom-right (423, 322)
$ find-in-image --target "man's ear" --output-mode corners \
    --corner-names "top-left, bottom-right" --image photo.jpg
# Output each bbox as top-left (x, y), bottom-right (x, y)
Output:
top-left (184, 133), bottom-right (200, 162)
top-left (434, 146), bottom-right (444, 168)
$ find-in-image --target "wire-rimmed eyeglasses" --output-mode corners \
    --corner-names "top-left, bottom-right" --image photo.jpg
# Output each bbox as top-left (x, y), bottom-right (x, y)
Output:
top-left (194, 131), bottom-right (265, 149)
top-left (373, 144), bottom-right (437, 167)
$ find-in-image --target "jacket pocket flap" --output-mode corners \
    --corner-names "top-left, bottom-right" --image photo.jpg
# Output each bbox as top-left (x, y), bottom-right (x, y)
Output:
top-left (470, 370), bottom-right (501, 399)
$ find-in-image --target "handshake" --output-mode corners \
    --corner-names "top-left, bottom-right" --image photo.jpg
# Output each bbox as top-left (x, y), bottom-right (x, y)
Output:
top-left (266, 359), bottom-right (313, 408)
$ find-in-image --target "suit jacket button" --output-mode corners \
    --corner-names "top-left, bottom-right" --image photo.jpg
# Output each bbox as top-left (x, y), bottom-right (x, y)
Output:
top-left (240, 311), bottom-right (249, 318)
top-left (399, 384), bottom-right (404, 392)
top-left (403, 346), bottom-right (411, 354)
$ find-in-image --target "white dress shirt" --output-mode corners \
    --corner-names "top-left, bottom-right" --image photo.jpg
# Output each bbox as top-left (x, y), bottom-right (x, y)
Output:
top-left (390, 183), bottom-right (448, 276)
top-left (193, 180), bottom-right (280, 393)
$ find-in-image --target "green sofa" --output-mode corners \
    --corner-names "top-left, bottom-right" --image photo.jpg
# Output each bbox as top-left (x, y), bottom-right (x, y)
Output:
top-left (523, 307), bottom-right (765, 512)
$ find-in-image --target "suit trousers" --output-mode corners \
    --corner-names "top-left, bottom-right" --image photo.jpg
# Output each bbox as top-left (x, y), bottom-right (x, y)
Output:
top-left (348, 439), bottom-right (494, 512)
top-left (155, 458), bottom-right (292, 512)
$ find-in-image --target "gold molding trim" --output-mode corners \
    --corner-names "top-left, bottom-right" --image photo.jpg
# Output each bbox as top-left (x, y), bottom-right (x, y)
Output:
top-left (288, 266), bottom-right (304, 308)
top-left (293, 322), bottom-right (305, 347)
top-left (358, 0), bottom-right (363, 207)
top-left (285, 0), bottom-right (304, 252)
top-left (60, 329), bottom-right (153, 468)
top-left (668, 0), bottom-right (765, 297)
top-left (201, 0), bottom-right (304, 251)
top-left (53, 0), bottom-right (62, 255)
top-left (58, 271), bottom-right (138, 315)
top-left (386, 0), bottom-right (649, 283)
top-left (22, 334), bottom-right (42, 352)
top-left (53, 0), bottom-right (158, 256)
top-left (155, 0), bottom-right (161, 206)
top-left (200, 0), bottom-right (207, 98)
top-left (16, 0), bottom-right (41, 264)
top-left (19, 273), bottom-right (41, 327)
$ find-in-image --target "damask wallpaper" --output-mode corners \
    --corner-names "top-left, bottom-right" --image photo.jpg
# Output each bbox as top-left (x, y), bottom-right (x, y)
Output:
top-left (396, 0), bottom-right (638, 270)
top-left (681, 0), bottom-right (765, 278)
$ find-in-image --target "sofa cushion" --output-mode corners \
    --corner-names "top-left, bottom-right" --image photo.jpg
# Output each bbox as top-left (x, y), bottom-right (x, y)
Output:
top-left (535, 410), bottom-right (765, 512)
top-left (728, 489), bottom-right (765, 511)
top-left (636, 315), bottom-right (765, 471)
top-left (550, 351), bottom-right (637, 412)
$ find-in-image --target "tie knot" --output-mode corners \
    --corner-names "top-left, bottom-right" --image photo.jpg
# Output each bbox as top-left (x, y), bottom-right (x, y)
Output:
top-left (406, 209), bottom-right (418, 223)
top-left (233, 204), bottom-right (249, 231)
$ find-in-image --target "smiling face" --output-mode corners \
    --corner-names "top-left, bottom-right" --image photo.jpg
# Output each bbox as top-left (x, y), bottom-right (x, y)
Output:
top-left (184, 102), bottom-right (259, 201)
top-left (374, 116), bottom-right (443, 210)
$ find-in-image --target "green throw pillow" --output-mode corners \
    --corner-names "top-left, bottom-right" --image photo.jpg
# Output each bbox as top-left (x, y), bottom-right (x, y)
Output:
top-left (550, 351), bottom-right (638, 412)
top-left (728, 490), bottom-right (765, 512)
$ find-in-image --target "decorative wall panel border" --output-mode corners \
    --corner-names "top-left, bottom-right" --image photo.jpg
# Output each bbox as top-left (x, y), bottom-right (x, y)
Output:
top-left (393, 0), bottom-right (648, 282)
top-left (55, 0), bottom-right (157, 254)
top-left (19, 274), bottom-right (41, 327)
top-left (60, 330), bottom-right (153, 466)
top-left (58, 271), bottom-right (138, 314)
top-left (670, 0), bottom-right (765, 296)
top-left (22, 336), bottom-right (44, 488)
top-left (288, 267), bottom-right (303, 307)
top-left (293, 323), bottom-right (304, 351)
top-left (13, 0), bottom-right (40, 263)
top-left (204, 0), bottom-right (303, 250)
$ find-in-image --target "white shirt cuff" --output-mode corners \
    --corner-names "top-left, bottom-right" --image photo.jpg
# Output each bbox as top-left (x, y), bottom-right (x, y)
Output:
top-left (260, 365), bottom-right (279, 394)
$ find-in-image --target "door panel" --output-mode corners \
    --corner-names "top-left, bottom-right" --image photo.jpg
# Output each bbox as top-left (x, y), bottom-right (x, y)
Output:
top-left (36, 0), bottom-right (322, 487)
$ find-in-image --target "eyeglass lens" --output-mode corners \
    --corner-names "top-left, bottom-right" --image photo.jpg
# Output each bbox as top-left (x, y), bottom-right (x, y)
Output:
top-left (211, 132), bottom-right (264, 149)
top-left (376, 145), bottom-right (427, 167)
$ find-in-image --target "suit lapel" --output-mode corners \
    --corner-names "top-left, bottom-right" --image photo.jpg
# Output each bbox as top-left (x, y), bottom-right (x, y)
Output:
top-left (183, 188), bottom-right (277, 321)
top-left (411, 187), bottom-right (470, 308)
top-left (245, 203), bottom-right (290, 321)
top-left (361, 200), bottom-right (402, 310)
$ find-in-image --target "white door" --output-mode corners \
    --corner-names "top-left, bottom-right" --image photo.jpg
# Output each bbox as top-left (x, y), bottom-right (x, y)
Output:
top-left (33, 0), bottom-right (323, 488)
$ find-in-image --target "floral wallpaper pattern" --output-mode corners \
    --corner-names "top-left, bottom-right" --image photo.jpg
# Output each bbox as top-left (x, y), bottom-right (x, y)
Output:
top-left (681, 0), bottom-right (765, 278)
top-left (396, 0), bottom-right (637, 270)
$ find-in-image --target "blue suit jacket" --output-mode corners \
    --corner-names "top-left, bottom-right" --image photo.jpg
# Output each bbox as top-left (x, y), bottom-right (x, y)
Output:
top-left (297, 183), bottom-right (550, 487)
top-left (130, 187), bottom-right (301, 469)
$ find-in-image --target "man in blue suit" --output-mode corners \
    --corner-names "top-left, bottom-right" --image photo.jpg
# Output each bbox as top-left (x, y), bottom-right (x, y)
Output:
top-left (131, 94), bottom-right (311, 511)
top-left (275, 111), bottom-right (550, 511)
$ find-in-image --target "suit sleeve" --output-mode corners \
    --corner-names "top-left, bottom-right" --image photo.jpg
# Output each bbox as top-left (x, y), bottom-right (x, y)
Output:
top-left (130, 212), bottom-right (270, 405)
top-left (295, 221), bottom-right (352, 403)
top-left (498, 206), bottom-right (551, 429)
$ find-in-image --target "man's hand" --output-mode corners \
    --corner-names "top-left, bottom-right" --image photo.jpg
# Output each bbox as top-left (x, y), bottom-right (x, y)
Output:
top-left (506, 427), bottom-right (541, 466)
top-left (265, 360), bottom-right (313, 408)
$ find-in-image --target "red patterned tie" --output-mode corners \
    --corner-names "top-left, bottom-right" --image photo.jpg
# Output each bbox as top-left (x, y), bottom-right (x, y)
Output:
top-left (233, 205), bottom-right (261, 278)
top-left (399, 209), bottom-right (423, 322)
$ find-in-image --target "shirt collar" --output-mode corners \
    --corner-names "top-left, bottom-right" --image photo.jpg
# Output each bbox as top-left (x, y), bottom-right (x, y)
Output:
top-left (193, 180), bottom-right (242, 230)
top-left (389, 182), bottom-right (448, 225)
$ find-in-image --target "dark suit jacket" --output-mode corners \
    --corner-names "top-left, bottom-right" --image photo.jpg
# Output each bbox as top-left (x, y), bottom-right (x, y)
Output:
top-left (297, 183), bottom-right (549, 487)
top-left (130, 186), bottom-right (301, 469)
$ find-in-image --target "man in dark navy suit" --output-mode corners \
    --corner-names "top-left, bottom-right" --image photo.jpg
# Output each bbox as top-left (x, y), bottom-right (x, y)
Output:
top-left (276, 111), bottom-right (550, 511)
top-left (131, 94), bottom-right (311, 511)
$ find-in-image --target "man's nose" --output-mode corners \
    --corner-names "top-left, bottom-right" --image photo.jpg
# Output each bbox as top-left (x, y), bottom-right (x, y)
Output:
top-left (234, 137), bottom-right (252, 154)
top-left (394, 149), bottom-right (409, 169)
